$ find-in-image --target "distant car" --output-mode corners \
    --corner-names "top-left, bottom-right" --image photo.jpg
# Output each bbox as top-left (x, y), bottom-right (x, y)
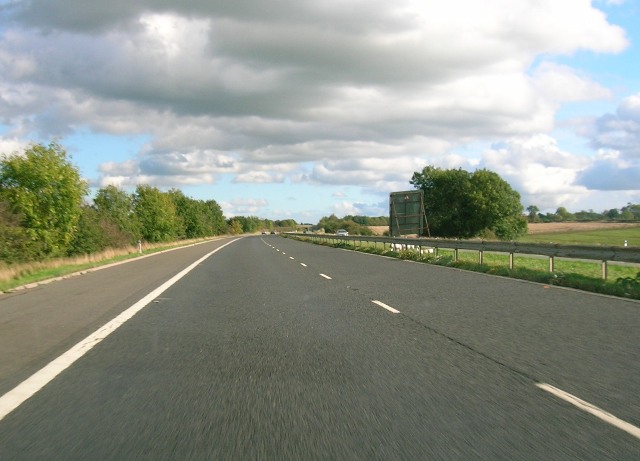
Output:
top-left (336, 229), bottom-right (349, 236)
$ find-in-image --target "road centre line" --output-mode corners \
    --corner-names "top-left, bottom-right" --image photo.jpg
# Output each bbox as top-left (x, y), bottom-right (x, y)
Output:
top-left (300, 263), bottom-right (307, 267)
top-left (289, 257), bottom-right (295, 260)
top-left (0, 238), bottom-right (241, 422)
top-left (371, 300), bottom-right (401, 314)
top-left (320, 273), bottom-right (332, 280)
top-left (536, 383), bottom-right (640, 440)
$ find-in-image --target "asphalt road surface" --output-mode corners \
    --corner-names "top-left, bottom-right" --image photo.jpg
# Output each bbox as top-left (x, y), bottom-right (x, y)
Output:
top-left (1, 236), bottom-right (639, 459)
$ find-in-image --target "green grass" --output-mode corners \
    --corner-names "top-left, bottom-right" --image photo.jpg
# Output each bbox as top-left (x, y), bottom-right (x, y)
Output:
top-left (288, 235), bottom-right (640, 300)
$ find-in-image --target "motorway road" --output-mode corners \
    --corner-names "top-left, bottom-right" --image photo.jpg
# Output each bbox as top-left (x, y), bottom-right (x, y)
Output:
top-left (0, 235), bottom-right (639, 459)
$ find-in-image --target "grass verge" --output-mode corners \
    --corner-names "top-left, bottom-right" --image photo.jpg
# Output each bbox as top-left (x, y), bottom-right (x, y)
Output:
top-left (0, 237), bottom-right (225, 293)
top-left (287, 236), bottom-right (640, 301)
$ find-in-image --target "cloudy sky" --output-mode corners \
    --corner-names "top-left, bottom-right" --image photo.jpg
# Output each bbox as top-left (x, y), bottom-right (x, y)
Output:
top-left (1, 0), bottom-right (639, 222)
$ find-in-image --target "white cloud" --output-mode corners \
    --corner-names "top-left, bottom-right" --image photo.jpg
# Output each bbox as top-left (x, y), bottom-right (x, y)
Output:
top-left (586, 93), bottom-right (640, 158)
top-left (577, 150), bottom-right (640, 190)
top-left (481, 135), bottom-right (591, 210)
top-left (0, 0), bottom-right (635, 218)
top-left (533, 62), bottom-right (612, 104)
top-left (332, 201), bottom-right (361, 217)
top-left (233, 171), bottom-right (285, 184)
top-left (0, 138), bottom-right (29, 157)
top-left (221, 197), bottom-right (269, 217)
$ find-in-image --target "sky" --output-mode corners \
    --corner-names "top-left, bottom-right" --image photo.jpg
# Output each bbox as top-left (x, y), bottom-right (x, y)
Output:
top-left (0, 0), bottom-right (639, 223)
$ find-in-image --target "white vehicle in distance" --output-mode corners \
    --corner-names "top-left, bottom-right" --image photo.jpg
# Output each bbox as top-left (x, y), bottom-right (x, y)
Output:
top-left (336, 229), bottom-right (349, 236)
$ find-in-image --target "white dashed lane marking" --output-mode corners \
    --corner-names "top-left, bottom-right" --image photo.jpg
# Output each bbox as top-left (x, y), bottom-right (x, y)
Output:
top-left (371, 300), bottom-right (400, 314)
top-left (536, 383), bottom-right (640, 440)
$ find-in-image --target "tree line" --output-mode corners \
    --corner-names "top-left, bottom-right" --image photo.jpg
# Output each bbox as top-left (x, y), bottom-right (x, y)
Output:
top-left (0, 143), bottom-right (229, 263)
top-left (526, 205), bottom-right (640, 223)
top-left (0, 143), bottom-right (310, 264)
top-left (315, 215), bottom-right (389, 235)
top-left (3, 143), bottom-right (638, 265)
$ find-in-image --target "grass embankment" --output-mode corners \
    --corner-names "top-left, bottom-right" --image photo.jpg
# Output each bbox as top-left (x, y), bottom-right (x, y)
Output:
top-left (0, 237), bottom-right (225, 293)
top-left (287, 228), bottom-right (640, 300)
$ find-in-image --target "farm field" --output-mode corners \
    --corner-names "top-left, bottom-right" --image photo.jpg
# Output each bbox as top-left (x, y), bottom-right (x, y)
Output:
top-left (520, 222), bottom-right (640, 247)
top-left (371, 222), bottom-right (640, 246)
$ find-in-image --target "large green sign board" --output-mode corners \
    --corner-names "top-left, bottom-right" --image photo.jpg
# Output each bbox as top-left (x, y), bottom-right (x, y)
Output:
top-left (389, 190), bottom-right (427, 236)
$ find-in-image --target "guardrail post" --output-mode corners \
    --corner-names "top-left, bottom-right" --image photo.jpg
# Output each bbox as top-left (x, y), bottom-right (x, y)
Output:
top-left (601, 260), bottom-right (608, 280)
top-left (549, 256), bottom-right (554, 273)
top-left (509, 253), bottom-right (514, 270)
top-left (454, 248), bottom-right (459, 262)
top-left (479, 250), bottom-right (484, 265)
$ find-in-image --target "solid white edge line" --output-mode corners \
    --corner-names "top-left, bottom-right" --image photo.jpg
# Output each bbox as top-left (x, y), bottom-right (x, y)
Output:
top-left (371, 300), bottom-right (400, 314)
top-left (320, 274), bottom-right (332, 280)
top-left (536, 383), bottom-right (640, 440)
top-left (0, 238), bottom-right (241, 422)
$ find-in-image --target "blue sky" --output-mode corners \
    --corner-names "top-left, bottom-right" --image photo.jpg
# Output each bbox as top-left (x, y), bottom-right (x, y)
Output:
top-left (1, 0), bottom-right (639, 223)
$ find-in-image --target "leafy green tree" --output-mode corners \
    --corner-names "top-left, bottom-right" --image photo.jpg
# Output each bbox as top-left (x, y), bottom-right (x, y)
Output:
top-left (0, 201), bottom-right (44, 262)
top-left (228, 219), bottom-right (244, 235)
top-left (67, 205), bottom-right (108, 255)
top-left (410, 167), bottom-right (475, 238)
top-left (133, 185), bottom-right (179, 242)
top-left (232, 215), bottom-right (271, 233)
top-left (620, 203), bottom-right (640, 220)
top-left (469, 169), bottom-right (527, 240)
top-left (316, 214), bottom-right (373, 235)
top-left (605, 208), bottom-right (620, 220)
top-left (620, 209), bottom-right (635, 220)
top-left (574, 209), bottom-right (603, 221)
top-left (555, 207), bottom-right (574, 221)
top-left (187, 199), bottom-right (215, 238)
top-left (410, 166), bottom-right (527, 240)
top-left (275, 219), bottom-right (297, 229)
top-left (0, 142), bottom-right (88, 257)
top-left (206, 199), bottom-right (227, 235)
top-left (168, 190), bottom-right (226, 239)
top-left (526, 205), bottom-right (540, 223)
top-left (94, 185), bottom-right (139, 242)
top-left (318, 214), bottom-right (340, 234)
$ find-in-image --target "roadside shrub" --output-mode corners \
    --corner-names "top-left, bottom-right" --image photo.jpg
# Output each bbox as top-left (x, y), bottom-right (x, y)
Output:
top-left (616, 271), bottom-right (640, 297)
